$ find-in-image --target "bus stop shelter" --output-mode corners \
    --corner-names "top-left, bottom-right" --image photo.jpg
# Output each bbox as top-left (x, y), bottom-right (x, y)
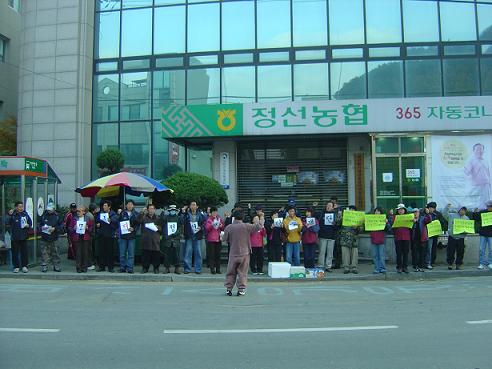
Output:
top-left (0, 156), bottom-right (61, 264)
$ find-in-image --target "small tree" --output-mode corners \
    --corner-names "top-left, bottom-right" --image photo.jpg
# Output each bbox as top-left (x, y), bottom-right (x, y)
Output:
top-left (96, 148), bottom-right (124, 176)
top-left (162, 164), bottom-right (183, 179)
top-left (163, 172), bottom-right (228, 209)
top-left (0, 116), bottom-right (17, 155)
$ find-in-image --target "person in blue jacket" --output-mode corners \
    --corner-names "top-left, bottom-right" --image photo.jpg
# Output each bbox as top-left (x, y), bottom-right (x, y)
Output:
top-left (7, 201), bottom-right (32, 273)
top-left (181, 201), bottom-right (206, 274)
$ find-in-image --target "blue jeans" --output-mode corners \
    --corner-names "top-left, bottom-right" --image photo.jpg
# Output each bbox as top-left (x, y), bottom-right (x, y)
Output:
top-left (285, 242), bottom-right (301, 266)
top-left (184, 239), bottom-right (202, 273)
top-left (372, 243), bottom-right (386, 272)
top-left (479, 236), bottom-right (492, 266)
top-left (118, 238), bottom-right (135, 272)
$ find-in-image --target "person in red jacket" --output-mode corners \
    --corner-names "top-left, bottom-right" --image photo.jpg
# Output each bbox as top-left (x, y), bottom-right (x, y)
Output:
top-left (69, 205), bottom-right (94, 273)
top-left (370, 207), bottom-right (389, 274)
top-left (392, 204), bottom-right (414, 274)
top-left (250, 214), bottom-right (266, 275)
top-left (204, 207), bottom-right (225, 274)
top-left (302, 208), bottom-right (320, 269)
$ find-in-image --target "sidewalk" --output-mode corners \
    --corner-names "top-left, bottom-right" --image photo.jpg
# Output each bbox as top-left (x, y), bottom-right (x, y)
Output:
top-left (0, 254), bottom-right (491, 282)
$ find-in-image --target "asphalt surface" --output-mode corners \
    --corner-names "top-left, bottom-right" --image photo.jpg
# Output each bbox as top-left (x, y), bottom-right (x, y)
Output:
top-left (1, 277), bottom-right (491, 369)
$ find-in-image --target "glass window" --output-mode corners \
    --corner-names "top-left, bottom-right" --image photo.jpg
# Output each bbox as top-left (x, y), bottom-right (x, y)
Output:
top-left (369, 47), bottom-right (400, 58)
top-left (440, 2), bottom-right (476, 42)
top-left (188, 3), bottom-right (219, 53)
top-left (153, 121), bottom-right (171, 180)
top-left (153, 70), bottom-right (185, 119)
top-left (8, 0), bottom-right (20, 11)
top-left (444, 45), bottom-right (476, 56)
top-left (401, 137), bottom-right (424, 153)
top-left (402, 0), bottom-right (439, 42)
top-left (406, 46), bottom-right (438, 57)
top-left (405, 59), bottom-right (442, 97)
top-left (295, 50), bottom-right (326, 61)
top-left (154, 5), bottom-right (185, 54)
top-left (155, 0), bottom-right (184, 4)
top-left (332, 48), bottom-right (363, 59)
top-left (294, 63), bottom-right (329, 101)
top-left (92, 123), bottom-right (118, 178)
top-left (189, 55), bottom-right (218, 66)
top-left (222, 1), bottom-right (255, 50)
top-left (292, 0), bottom-right (327, 47)
top-left (122, 0), bottom-right (152, 8)
top-left (481, 58), bottom-right (492, 95)
top-left (478, 4), bottom-right (492, 41)
top-left (368, 61), bottom-right (403, 98)
top-left (223, 53), bottom-right (254, 64)
top-left (483, 45), bottom-right (492, 55)
top-left (443, 58), bottom-right (479, 96)
top-left (376, 157), bottom-right (400, 197)
top-left (123, 59), bottom-right (150, 70)
top-left (257, 65), bottom-right (292, 102)
top-left (402, 156), bottom-right (425, 197)
top-left (156, 57), bottom-right (184, 68)
top-left (95, 11), bottom-right (120, 59)
top-left (187, 68), bottom-right (220, 105)
top-left (93, 74), bottom-right (119, 122)
top-left (97, 0), bottom-right (120, 11)
top-left (222, 66), bottom-right (255, 103)
top-left (120, 122), bottom-right (151, 176)
top-left (366, 0), bottom-right (401, 43)
top-left (259, 52), bottom-right (290, 63)
top-left (329, 0), bottom-right (364, 45)
top-left (375, 137), bottom-right (398, 154)
top-left (257, 0), bottom-right (291, 49)
top-left (0, 38), bottom-right (6, 63)
top-left (187, 145), bottom-right (212, 177)
top-left (330, 61), bottom-right (366, 99)
top-left (120, 72), bottom-right (151, 121)
top-left (96, 61), bottom-right (118, 72)
top-left (121, 8), bottom-right (152, 57)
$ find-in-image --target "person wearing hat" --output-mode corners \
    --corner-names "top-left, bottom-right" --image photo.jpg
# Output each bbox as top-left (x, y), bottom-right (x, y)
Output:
top-left (160, 204), bottom-right (183, 274)
top-left (38, 204), bottom-right (63, 272)
top-left (117, 200), bottom-right (139, 274)
top-left (392, 204), bottom-right (414, 274)
top-left (443, 204), bottom-right (469, 270)
top-left (471, 200), bottom-right (492, 269)
top-left (64, 202), bottom-right (78, 260)
top-left (423, 201), bottom-right (440, 269)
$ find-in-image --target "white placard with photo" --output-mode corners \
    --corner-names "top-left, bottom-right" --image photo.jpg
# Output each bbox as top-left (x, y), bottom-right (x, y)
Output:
top-left (191, 221), bottom-right (200, 234)
top-left (100, 213), bottom-right (110, 224)
top-left (324, 213), bottom-right (334, 226)
top-left (76, 221), bottom-right (86, 235)
top-left (306, 217), bottom-right (315, 226)
top-left (167, 222), bottom-right (177, 235)
top-left (120, 220), bottom-right (131, 235)
top-left (274, 217), bottom-right (283, 227)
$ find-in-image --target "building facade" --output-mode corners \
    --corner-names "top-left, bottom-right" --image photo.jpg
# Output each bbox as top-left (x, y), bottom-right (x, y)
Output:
top-left (14, 0), bottom-right (492, 211)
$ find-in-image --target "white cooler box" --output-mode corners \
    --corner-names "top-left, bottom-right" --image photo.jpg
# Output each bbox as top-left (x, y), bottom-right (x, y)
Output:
top-left (268, 262), bottom-right (291, 278)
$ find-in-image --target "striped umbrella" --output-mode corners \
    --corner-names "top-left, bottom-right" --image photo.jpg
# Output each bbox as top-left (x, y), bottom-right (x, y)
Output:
top-left (75, 172), bottom-right (172, 198)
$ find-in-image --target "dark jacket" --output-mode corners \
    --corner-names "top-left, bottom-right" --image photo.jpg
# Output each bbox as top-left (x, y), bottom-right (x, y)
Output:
top-left (69, 214), bottom-right (94, 242)
top-left (96, 210), bottom-right (118, 238)
top-left (161, 209), bottom-right (183, 246)
top-left (138, 212), bottom-right (163, 251)
top-left (8, 211), bottom-right (32, 241)
top-left (472, 210), bottom-right (492, 237)
top-left (182, 210), bottom-right (206, 240)
top-left (38, 211), bottom-right (63, 242)
top-left (117, 209), bottom-right (139, 240)
top-left (316, 210), bottom-right (337, 239)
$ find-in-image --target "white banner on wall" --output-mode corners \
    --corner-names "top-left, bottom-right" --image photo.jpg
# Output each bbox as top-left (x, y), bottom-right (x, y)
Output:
top-left (219, 152), bottom-right (230, 189)
top-left (431, 135), bottom-right (492, 211)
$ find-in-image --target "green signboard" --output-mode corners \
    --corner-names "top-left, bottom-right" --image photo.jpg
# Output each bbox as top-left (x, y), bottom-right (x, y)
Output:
top-left (24, 158), bottom-right (45, 174)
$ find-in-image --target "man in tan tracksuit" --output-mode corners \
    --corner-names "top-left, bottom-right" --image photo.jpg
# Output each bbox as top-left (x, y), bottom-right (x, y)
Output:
top-left (223, 210), bottom-right (264, 296)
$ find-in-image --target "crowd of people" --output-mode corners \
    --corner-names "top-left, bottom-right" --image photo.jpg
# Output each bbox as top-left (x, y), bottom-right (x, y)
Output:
top-left (4, 197), bottom-right (492, 285)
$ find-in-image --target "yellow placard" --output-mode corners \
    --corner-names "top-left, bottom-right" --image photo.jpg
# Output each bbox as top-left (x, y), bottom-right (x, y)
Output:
top-left (426, 220), bottom-right (443, 238)
top-left (364, 214), bottom-right (387, 231)
top-left (392, 214), bottom-right (414, 229)
top-left (342, 210), bottom-right (365, 227)
top-left (481, 212), bottom-right (492, 227)
top-left (453, 219), bottom-right (475, 234)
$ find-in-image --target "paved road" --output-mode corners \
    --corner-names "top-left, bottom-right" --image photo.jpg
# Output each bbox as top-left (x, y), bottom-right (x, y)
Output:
top-left (1, 277), bottom-right (491, 369)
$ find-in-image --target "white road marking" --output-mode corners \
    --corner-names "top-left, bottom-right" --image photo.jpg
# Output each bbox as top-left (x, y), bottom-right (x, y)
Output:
top-left (0, 328), bottom-right (60, 333)
top-left (163, 325), bottom-right (398, 334)
top-left (466, 320), bottom-right (492, 325)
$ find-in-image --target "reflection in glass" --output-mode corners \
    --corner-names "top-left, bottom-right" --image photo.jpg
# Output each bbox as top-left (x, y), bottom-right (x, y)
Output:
top-left (332, 48), bottom-right (363, 59)
top-left (481, 58), bottom-right (492, 95)
top-left (223, 53), bottom-right (254, 64)
top-left (187, 68), bottom-right (220, 105)
top-left (120, 122), bottom-right (151, 176)
top-left (375, 137), bottom-right (398, 154)
top-left (369, 47), bottom-right (400, 58)
top-left (402, 156), bottom-right (425, 197)
top-left (222, 66), bottom-right (255, 103)
top-left (153, 121), bottom-right (170, 180)
top-left (122, 0), bottom-right (152, 8)
top-left (93, 74), bottom-right (119, 122)
top-left (330, 62), bottom-right (366, 99)
top-left (440, 2), bottom-right (476, 42)
top-left (406, 46), bottom-right (438, 57)
top-left (123, 59), bottom-right (150, 70)
top-left (259, 52), bottom-right (290, 63)
top-left (120, 72), bottom-right (151, 120)
top-left (402, 0), bottom-right (439, 42)
top-left (97, 0), bottom-right (120, 11)
top-left (153, 70), bottom-right (185, 119)
top-left (121, 8), bottom-right (152, 57)
top-left (222, 1), bottom-right (255, 50)
top-left (95, 11), bottom-right (120, 59)
top-left (478, 4), bottom-right (492, 41)
top-left (368, 61), bottom-right (403, 98)
top-left (155, 0), bottom-right (185, 4)
top-left (292, 0), bottom-right (327, 47)
top-left (443, 58), bottom-right (479, 96)
top-left (329, 0), bottom-right (364, 45)
top-left (295, 50), bottom-right (326, 61)
top-left (366, 0), bottom-right (401, 43)
top-left (257, 0), bottom-right (291, 48)
top-left (257, 65), bottom-right (292, 102)
top-left (444, 45), bottom-right (476, 56)
top-left (188, 3), bottom-right (219, 52)
top-left (294, 63), bottom-right (329, 101)
top-left (187, 146), bottom-right (213, 177)
top-left (92, 123), bottom-right (118, 178)
top-left (156, 57), bottom-right (184, 68)
top-left (405, 59), bottom-right (442, 97)
top-left (189, 55), bottom-right (218, 66)
top-left (154, 6), bottom-right (185, 54)
top-left (401, 137), bottom-right (424, 154)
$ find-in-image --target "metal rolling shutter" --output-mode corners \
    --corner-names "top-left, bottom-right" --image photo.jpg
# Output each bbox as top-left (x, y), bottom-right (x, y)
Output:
top-left (237, 138), bottom-right (348, 214)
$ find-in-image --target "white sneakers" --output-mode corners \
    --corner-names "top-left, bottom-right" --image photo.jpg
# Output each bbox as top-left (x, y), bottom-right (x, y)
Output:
top-left (13, 268), bottom-right (19, 273)
top-left (87, 265), bottom-right (95, 271)
top-left (478, 264), bottom-right (485, 270)
top-left (22, 267), bottom-right (28, 273)
top-left (489, 265), bottom-right (492, 270)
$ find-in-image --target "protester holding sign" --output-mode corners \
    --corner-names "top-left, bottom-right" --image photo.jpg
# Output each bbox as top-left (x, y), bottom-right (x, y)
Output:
top-left (368, 207), bottom-right (389, 274)
top-left (411, 208), bottom-right (428, 272)
top-left (138, 204), bottom-right (163, 274)
top-left (282, 206), bottom-right (303, 266)
top-left (266, 210), bottom-right (285, 262)
top-left (117, 200), bottom-right (139, 274)
top-left (392, 204), bottom-right (414, 274)
top-left (423, 202), bottom-right (440, 269)
top-left (316, 201), bottom-right (337, 272)
top-left (160, 205), bottom-right (183, 274)
top-left (336, 206), bottom-right (361, 274)
top-left (443, 204), bottom-right (469, 270)
top-left (96, 200), bottom-right (118, 273)
top-left (249, 215), bottom-right (267, 275)
top-left (38, 204), bottom-right (63, 273)
top-left (302, 208), bottom-right (320, 269)
top-left (7, 201), bottom-right (32, 273)
top-left (182, 201), bottom-right (206, 274)
top-left (471, 200), bottom-right (492, 270)
top-left (205, 207), bottom-right (225, 274)
top-left (69, 206), bottom-right (93, 273)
